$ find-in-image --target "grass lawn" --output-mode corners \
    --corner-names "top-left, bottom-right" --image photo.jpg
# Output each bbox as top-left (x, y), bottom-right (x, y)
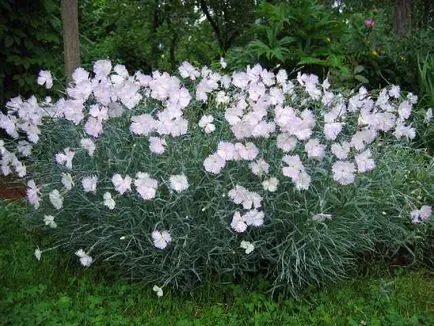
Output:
top-left (0, 199), bottom-right (433, 325)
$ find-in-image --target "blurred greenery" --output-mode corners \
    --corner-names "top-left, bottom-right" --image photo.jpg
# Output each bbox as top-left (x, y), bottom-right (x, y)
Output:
top-left (1, 0), bottom-right (434, 102)
top-left (1, 200), bottom-right (433, 325)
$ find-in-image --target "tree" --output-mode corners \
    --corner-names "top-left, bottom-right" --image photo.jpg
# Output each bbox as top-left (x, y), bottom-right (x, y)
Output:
top-left (61, 0), bottom-right (80, 82)
top-left (393, 0), bottom-right (412, 36)
top-left (198, 0), bottom-right (256, 53)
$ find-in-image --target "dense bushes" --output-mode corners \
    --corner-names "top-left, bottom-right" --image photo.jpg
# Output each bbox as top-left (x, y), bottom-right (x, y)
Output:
top-left (0, 61), bottom-right (432, 295)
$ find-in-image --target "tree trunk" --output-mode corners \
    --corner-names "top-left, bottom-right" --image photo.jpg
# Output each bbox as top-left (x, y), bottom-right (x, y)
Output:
top-left (393, 0), bottom-right (412, 37)
top-left (61, 0), bottom-right (80, 83)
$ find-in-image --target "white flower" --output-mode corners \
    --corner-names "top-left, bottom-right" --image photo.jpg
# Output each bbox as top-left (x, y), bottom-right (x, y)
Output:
top-left (43, 215), bottom-right (57, 228)
top-left (112, 174), bottom-right (132, 195)
top-left (293, 171), bottom-right (311, 190)
top-left (26, 179), bottom-right (41, 209)
top-left (153, 285), bottom-right (164, 297)
top-left (262, 177), bottom-right (279, 192)
top-left (37, 70), bottom-right (53, 89)
top-left (82, 175), bottom-right (98, 193)
top-left (93, 59), bottom-right (112, 78)
top-left (61, 173), bottom-right (74, 190)
top-left (332, 161), bottom-right (356, 185)
top-left (198, 115), bottom-right (214, 128)
top-left (305, 138), bottom-right (326, 161)
top-left (149, 137), bottom-right (167, 154)
top-left (282, 154), bottom-right (304, 179)
top-left (276, 133), bottom-right (297, 152)
top-left (169, 174), bottom-right (189, 193)
top-left (324, 122), bottom-right (343, 141)
top-left (240, 241), bottom-right (255, 254)
top-left (230, 212), bottom-right (247, 233)
top-left (49, 189), bottom-right (63, 210)
top-left (249, 159), bottom-right (269, 176)
top-left (84, 117), bottom-right (103, 137)
top-left (34, 248), bottom-right (42, 261)
top-left (244, 209), bottom-right (264, 227)
top-left (355, 149), bottom-right (376, 173)
top-left (204, 153), bottom-right (226, 174)
top-left (228, 185), bottom-right (262, 210)
top-left (198, 115), bottom-right (216, 134)
top-left (424, 108), bottom-right (432, 124)
top-left (312, 213), bottom-right (333, 222)
top-left (217, 142), bottom-right (236, 160)
top-left (75, 249), bottom-right (93, 267)
top-left (331, 142), bottom-right (351, 160)
top-left (220, 57), bottom-right (227, 69)
top-left (410, 209), bottom-right (421, 224)
top-left (389, 85), bottom-right (400, 98)
top-left (55, 147), bottom-right (75, 169)
top-left (134, 172), bottom-right (158, 201)
top-left (420, 205), bottom-right (432, 221)
top-left (152, 230), bottom-right (172, 249)
top-left (80, 138), bottom-right (96, 156)
top-left (103, 192), bottom-right (116, 210)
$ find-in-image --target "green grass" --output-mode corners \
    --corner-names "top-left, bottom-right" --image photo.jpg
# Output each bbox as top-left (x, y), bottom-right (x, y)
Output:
top-left (1, 200), bottom-right (433, 325)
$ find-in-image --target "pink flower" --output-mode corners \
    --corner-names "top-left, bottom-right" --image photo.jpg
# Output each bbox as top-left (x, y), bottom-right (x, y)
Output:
top-left (364, 18), bottom-right (375, 28)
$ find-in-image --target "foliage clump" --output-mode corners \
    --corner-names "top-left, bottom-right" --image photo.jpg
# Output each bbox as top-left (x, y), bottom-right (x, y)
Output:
top-left (0, 60), bottom-right (433, 295)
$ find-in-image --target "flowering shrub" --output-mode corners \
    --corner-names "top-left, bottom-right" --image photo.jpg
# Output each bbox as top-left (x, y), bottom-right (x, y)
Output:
top-left (0, 60), bottom-right (433, 295)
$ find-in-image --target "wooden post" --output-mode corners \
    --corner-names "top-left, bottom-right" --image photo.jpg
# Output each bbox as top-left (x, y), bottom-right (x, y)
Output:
top-left (61, 0), bottom-right (80, 83)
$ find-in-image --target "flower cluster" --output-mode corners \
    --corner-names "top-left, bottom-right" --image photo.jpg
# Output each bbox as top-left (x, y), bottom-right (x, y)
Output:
top-left (1, 59), bottom-right (432, 295)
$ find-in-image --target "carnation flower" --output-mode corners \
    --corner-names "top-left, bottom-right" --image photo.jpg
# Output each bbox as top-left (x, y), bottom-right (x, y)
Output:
top-left (75, 249), bottom-right (93, 267)
top-left (312, 213), bottom-right (333, 222)
top-left (82, 175), bottom-right (98, 193)
top-left (217, 142), bottom-right (236, 160)
top-left (26, 179), bottom-right (41, 209)
top-left (332, 161), bottom-right (356, 185)
top-left (230, 212), bottom-right (247, 233)
top-left (149, 137), bottom-right (167, 154)
top-left (249, 159), bottom-right (270, 176)
top-left (37, 70), bottom-right (53, 89)
top-left (103, 192), bottom-right (116, 210)
top-left (49, 189), bottom-right (63, 210)
top-left (228, 185), bottom-right (262, 210)
top-left (294, 171), bottom-right (311, 190)
top-left (219, 57), bottom-right (227, 69)
top-left (204, 153), bottom-right (226, 174)
top-left (80, 138), bottom-right (96, 156)
top-left (244, 209), bottom-right (264, 227)
top-left (43, 215), bottom-right (57, 228)
top-left (305, 138), bottom-right (326, 161)
top-left (153, 285), bottom-right (164, 297)
top-left (93, 59), bottom-right (112, 78)
top-left (134, 172), bottom-right (158, 200)
top-left (324, 122), bottom-right (343, 141)
top-left (130, 114), bottom-right (156, 135)
top-left (169, 174), bottom-right (189, 193)
top-left (355, 149), bottom-right (375, 173)
top-left (34, 248), bottom-right (42, 261)
top-left (262, 177), bottom-right (279, 192)
top-left (55, 147), bottom-right (75, 169)
top-left (331, 142), bottom-right (351, 160)
top-left (152, 230), bottom-right (172, 249)
top-left (112, 174), bottom-right (132, 195)
top-left (240, 241), bottom-right (255, 254)
top-left (420, 205), bottom-right (432, 221)
top-left (276, 133), bottom-right (297, 152)
top-left (61, 173), bottom-right (74, 190)
top-left (282, 154), bottom-right (304, 179)
top-left (424, 108), bottom-right (432, 124)
top-left (84, 117), bottom-right (103, 137)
